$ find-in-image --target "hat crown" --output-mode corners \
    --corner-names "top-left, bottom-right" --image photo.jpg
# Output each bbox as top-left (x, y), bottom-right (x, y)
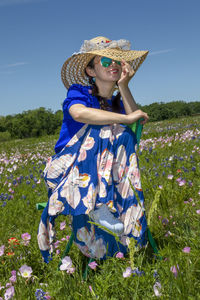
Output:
top-left (90, 36), bottom-right (112, 45)
top-left (79, 37), bottom-right (131, 53)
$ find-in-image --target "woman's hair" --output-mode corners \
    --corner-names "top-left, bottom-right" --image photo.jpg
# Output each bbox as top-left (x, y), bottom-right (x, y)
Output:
top-left (85, 57), bottom-right (121, 113)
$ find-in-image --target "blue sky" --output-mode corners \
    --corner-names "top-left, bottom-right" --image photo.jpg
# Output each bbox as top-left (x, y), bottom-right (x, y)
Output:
top-left (0, 0), bottom-right (200, 116)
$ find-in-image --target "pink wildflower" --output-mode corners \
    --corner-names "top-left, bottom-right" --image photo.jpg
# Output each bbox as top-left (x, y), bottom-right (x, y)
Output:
top-left (170, 265), bottom-right (179, 278)
top-left (88, 261), bottom-right (98, 270)
top-left (167, 175), bottom-right (173, 180)
top-left (60, 256), bottom-right (73, 272)
top-left (123, 267), bottom-right (132, 278)
top-left (9, 270), bottom-right (17, 283)
top-left (178, 180), bottom-right (186, 187)
top-left (53, 240), bottom-right (60, 248)
top-left (4, 286), bottom-right (15, 300)
top-left (60, 221), bottom-right (66, 231)
top-left (66, 267), bottom-right (75, 274)
top-left (0, 245), bottom-right (5, 256)
top-left (182, 247), bottom-right (190, 253)
top-left (196, 210), bottom-right (200, 214)
top-left (21, 233), bottom-right (31, 245)
top-left (176, 177), bottom-right (182, 182)
top-left (116, 252), bottom-right (124, 259)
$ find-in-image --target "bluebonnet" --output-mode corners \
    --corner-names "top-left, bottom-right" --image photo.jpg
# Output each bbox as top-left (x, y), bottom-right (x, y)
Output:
top-left (35, 288), bottom-right (47, 300)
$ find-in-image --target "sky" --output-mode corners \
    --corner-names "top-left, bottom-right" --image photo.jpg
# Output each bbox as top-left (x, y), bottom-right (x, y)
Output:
top-left (0, 0), bottom-right (200, 116)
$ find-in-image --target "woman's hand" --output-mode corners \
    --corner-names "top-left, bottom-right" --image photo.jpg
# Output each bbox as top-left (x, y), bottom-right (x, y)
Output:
top-left (117, 60), bottom-right (135, 87)
top-left (125, 110), bottom-right (149, 125)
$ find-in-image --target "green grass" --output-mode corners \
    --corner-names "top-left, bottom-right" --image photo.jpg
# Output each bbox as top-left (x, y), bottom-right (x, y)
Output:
top-left (0, 116), bottom-right (200, 299)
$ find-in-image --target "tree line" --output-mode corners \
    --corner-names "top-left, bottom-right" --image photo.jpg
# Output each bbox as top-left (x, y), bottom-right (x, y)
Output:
top-left (0, 101), bottom-right (199, 141)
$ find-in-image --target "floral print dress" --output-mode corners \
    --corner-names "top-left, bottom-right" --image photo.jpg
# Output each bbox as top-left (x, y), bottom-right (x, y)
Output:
top-left (37, 122), bottom-right (147, 263)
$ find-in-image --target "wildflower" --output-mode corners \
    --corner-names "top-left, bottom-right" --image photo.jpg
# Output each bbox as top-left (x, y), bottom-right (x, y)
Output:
top-left (21, 233), bottom-right (31, 245)
top-left (153, 281), bottom-right (162, 297)
top-left (59, 256), bottom-right (73, 271)
top-left (19, 265), bottom-right (33, 278)
top-left (165, 231), bottom-right (173, 237)
top-left (167, 175), bottom-right (173, 180)
top-left (66, 267), bottom-right (75, 274)
top-left (153, 270), bottom-right (159, 278)
top-left (123, 267), bottom-right (144, 278)
top-left (178, 180), bottom-right (186, 186)
top-left (162, 218), bottom-right (169, 225)
top-left (8, 237), bottom-right (19, 246)
top-left (158, 185), bottom-right (163, 189)
top-left (0, 245), bottom-right (5, 256)
top-left (89, 285), bottom-right (97, 297)
top-left (9, 270), bottom-right (17, 283)
top-left (132, 268), bottom-right (144, 276)
top-left (88, 261), bottom-right (98, 270)
top-left (177, 169), bottom-right (181, 173)
top-left (35, 288), bottom-right (46, 300)
top-left (170, 265), bottom-right (179, 278)
top-left (53, 240), bottom-right (60, 249)
top-left (123, 267), bottom-right (132, 278)
top-left (7, 252), bottom-right (15, 257)
top-left (116, 252), bottom-right (124, 258)
top-left (60, 221), bottom-right (66, 231)
top-left (196, 210), bottom-right (200, 215)
top-left (4, 286), bottom-right (15, 300)
top-left (182, 247), bottom-right (190, 253)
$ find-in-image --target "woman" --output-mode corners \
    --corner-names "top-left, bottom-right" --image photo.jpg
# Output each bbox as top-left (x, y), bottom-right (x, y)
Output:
top-left (38, 36), bottom-right (149, 263)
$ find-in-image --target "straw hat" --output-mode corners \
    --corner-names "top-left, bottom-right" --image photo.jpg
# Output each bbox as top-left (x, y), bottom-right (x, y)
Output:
top-left (61, 36), bottom-right (149, 89)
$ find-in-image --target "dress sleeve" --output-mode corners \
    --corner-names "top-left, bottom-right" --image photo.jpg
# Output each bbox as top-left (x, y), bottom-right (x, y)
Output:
top-left (63, 84), bottom-right (90, 113)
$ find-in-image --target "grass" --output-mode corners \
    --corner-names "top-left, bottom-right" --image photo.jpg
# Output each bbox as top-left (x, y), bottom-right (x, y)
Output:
top-left (0, 116), bottom-right (200, 299)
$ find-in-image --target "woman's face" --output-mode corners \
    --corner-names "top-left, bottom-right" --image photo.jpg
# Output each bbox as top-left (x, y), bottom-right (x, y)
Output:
top-left (87, 56), bottom-right (122, 83)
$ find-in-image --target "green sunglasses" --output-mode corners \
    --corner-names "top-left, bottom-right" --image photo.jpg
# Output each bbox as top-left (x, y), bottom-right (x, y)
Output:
top-left (100, 56), bottom-right (121, 68)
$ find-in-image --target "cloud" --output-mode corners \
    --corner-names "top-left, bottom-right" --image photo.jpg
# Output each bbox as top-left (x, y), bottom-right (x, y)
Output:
top-left (149, 49), bottom-right (175, 56)
top-left (0, 62), bottom-right (28, 74)
top-left (0, 0), bottom-right (48, 6)
top-left (0, 62), bottom-right (28, 69)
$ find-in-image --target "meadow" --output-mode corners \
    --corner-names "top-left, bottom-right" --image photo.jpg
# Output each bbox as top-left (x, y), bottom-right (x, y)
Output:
top-left (0, 116), bottom-right (200, 300)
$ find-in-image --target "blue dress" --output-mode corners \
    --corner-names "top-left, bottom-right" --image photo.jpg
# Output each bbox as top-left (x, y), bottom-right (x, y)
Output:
top-left (37, 84), bottom-right (147, 263)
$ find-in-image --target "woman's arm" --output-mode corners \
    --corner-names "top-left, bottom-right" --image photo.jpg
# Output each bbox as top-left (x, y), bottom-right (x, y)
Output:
top-left (118, 85), bottom-right (138, 114)
top-left (69, 104), bottom-right (148, 125)
top-left (118, 61), bottom-right (138, 114)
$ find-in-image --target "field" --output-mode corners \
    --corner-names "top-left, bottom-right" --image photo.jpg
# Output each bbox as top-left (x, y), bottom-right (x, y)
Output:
top-left (0, 116), bottom-right (200, 300)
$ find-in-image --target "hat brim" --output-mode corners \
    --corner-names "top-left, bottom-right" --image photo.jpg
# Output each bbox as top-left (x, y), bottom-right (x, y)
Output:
top-left (61, 48), bottom-right (148, 89)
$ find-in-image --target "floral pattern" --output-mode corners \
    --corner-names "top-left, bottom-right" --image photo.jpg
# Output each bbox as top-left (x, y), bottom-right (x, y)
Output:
top-left (38, 124), bottom-right (147, 262)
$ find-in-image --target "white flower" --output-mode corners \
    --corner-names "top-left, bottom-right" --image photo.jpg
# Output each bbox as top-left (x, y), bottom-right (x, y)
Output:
top-left (123, 267), bottom-right (132, 278)
top-left (59, 256), bottom-right (73, 271)
top-left (19, 265), bottom-right (33, 278)
top-left (153, 281), bottom-right (162, 296)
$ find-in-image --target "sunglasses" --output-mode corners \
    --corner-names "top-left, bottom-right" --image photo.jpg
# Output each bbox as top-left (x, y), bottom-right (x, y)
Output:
top-left (100, 56), bottom-right (121, 68)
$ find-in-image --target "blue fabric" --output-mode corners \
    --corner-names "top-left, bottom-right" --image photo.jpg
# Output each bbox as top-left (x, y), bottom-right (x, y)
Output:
top-left (38, 123), bottom-right (147, 262)
top-left (54, 84), bottom-right (125, 154)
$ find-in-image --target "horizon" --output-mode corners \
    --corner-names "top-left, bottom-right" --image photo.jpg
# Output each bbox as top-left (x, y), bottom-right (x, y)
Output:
top-left (1, 98), bottom-right (199, 118)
